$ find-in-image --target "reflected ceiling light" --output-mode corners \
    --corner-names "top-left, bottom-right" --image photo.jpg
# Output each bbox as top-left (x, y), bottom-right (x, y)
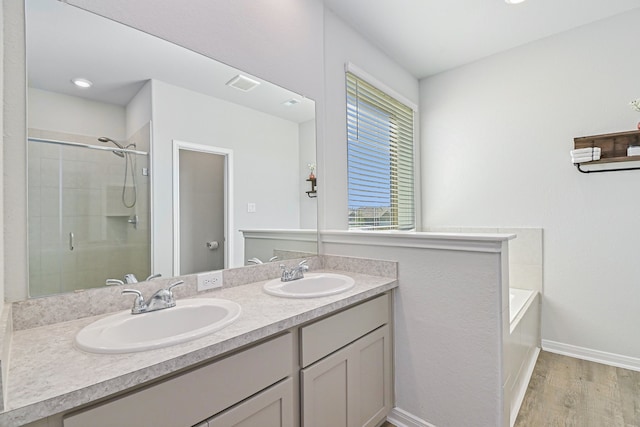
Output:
top-left (226, 74), bottom-right (261, 92)
top-left (71, 78), bottom-right (93, 88)
top-left (282, 99), bottom-right (300, 107)
top-left (505, 0), bottom-right (526, 4)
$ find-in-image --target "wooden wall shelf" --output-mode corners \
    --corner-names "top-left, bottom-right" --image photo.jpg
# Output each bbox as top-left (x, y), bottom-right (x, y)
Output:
top-left (306, 177), bottom-right (317, 198)
top-left (574, 129), bottom-right (640, 164)
top-left (573, 130), bottom-right (640, 173)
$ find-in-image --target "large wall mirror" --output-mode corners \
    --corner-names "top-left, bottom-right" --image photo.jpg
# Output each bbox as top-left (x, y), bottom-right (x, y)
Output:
top-left (26, 0), bottom-right (317, 297)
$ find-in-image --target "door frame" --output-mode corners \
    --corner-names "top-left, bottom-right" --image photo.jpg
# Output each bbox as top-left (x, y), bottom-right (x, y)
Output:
top-left (172, 140), bottom-right (233, 275)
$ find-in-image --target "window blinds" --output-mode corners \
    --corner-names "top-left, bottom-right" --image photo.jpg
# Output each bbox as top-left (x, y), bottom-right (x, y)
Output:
top-left (346, 71), bottom-right (415, 230)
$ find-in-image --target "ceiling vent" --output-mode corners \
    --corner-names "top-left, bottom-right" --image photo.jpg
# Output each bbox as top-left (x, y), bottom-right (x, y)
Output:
top-left (226, 74), bottom-right (261, 92)
top-left (282, 98), bottom-right (301, 107)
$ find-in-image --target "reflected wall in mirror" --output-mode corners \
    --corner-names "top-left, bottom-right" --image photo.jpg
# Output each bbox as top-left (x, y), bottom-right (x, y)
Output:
top-left (26, 0), bottom-right (317, 297)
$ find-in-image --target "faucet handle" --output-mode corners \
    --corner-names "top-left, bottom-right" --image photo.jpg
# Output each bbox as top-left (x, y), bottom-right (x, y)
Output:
top-left (167, 280), bottom-right (184, 294)
top-left (122, 289), bottom-right (146, 314)
top-left (124, 273), bottom-right (138, 284)
top-left (145, 273), bottom-right (162, 281)
top-left (106, 279), bottom-right (124, 286)
top-left (298, 259), bottom-right (308, 266)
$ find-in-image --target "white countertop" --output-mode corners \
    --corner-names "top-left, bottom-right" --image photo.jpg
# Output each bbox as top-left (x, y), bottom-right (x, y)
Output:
top-left (0, 270), bottom-right (397, 426)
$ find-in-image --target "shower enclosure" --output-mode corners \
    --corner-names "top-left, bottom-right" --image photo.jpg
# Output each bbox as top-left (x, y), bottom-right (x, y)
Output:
top-left (27, 127), bottom-right (151, 297)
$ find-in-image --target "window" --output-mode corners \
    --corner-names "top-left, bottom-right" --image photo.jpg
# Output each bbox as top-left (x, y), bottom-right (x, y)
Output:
top-left (346, 71), bottom-right (415, 230)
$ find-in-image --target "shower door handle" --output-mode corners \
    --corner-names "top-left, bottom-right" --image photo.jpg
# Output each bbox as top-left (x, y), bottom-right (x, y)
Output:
top-left (69, 232), bottom-right (74, 251)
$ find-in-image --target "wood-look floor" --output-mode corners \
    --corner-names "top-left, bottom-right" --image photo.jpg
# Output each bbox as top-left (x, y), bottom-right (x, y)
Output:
top-left (515, 350), bottom-right (640, 427)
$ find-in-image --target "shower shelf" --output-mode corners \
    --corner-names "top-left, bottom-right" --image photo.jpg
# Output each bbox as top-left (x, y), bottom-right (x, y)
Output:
top-left (573, 129), bottom-right (640, 174)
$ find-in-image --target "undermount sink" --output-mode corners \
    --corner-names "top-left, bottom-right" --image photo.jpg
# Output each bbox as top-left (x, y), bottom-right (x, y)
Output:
top-left (75, 298), bottom-right (242, 354)
top-left (263, 273), bottom-right (355, 298)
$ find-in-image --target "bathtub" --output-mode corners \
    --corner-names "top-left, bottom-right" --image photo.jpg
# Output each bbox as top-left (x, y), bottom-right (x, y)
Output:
top-left (507, 288), bottom-right (540, 426)
top-left (510, 288), bottom-right (534, 327)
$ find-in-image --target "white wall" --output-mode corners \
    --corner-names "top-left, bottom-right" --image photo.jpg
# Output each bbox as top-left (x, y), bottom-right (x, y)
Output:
top-left (151, 80), bottom-right (301, 273)
top-left (125, 81), bottom-right (152, 139)
top-left (421, 9), bottom-right (640, 362)
top-left (321, 8), bottom-right (420, 230)
top-left (28, 88), bottom-right (126, 139)
top-left (299, 119), bottom-right (317, 229)
top-left (65, 0), bottom-right (325, 109)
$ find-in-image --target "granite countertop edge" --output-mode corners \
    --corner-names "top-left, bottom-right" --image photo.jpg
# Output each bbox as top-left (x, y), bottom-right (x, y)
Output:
top-left (0, 271), bottom-right (397, 426)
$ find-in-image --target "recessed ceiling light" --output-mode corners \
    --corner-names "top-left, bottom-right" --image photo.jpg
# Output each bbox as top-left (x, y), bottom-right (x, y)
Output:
top-left (505, 0), bottom-right (526, 4)
top-left (226, 74), bottom-right (261, 92)
top-left (71, 78), bottom-right (93, 88)
top-left (282, 99), bottom-right (300, 107)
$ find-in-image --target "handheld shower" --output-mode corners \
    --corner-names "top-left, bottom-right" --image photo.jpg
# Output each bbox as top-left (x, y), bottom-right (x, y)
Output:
top-left (98, 136), bottom-right (125, 157)
top-left (98, 136), bottom-right (137, 208)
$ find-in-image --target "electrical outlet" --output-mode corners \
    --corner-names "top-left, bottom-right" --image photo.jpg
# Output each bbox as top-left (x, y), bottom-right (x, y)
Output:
top-left (197, 270), bottom-right (223, 291)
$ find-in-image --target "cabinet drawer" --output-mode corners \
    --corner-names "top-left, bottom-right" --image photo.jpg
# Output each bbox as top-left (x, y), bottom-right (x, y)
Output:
top-left (300, 293), bottom-right (389, 368)
top-left (207, 378), bottom-right (294, 427)
top-left (64, 333), bottom-right (293, 427)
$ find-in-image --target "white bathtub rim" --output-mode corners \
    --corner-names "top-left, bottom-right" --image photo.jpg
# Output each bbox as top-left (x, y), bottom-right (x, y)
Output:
top-left (510, 288), bottom-right (537, 334)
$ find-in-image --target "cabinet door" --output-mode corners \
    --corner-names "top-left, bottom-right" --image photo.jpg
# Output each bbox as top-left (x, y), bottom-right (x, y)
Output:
top-left (208, 378), bottom-right (294, 427)
top-left (355, 325), bottom-right (392, 427)
top-left (301, 325), bottom-right (391, 427)
top-left (301, 347), bottom-right (353, 427)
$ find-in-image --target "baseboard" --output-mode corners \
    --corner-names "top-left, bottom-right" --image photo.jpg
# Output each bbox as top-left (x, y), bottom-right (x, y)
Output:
top-left (386, 407), bottom-right (436, 427)
top-left (542, 339), bottom-right (640, 372)
top-left (510, 347), bottom-right (540, 427)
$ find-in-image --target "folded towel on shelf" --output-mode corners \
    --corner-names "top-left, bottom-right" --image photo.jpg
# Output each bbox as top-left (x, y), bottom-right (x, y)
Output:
top-left (572, 157), bottom-right (591, 164)
top-left (570, 147), bottom-right (601, 157)
top-left (571, 153), bottom-right (601, 163)
top-left (571, 147), bottom-right (594, 155)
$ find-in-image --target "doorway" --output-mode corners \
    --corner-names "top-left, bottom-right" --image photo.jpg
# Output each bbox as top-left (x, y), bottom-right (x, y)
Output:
top-left (173, 141), bottom-right (233, 275)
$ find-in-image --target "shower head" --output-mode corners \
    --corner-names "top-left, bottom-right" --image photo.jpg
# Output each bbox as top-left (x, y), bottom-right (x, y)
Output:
top-left (98, 137), bottom-right (125, 157)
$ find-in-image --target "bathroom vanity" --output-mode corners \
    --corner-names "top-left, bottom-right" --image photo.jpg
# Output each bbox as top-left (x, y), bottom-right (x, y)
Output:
top-left (0, 261), bottom-right (397, 427)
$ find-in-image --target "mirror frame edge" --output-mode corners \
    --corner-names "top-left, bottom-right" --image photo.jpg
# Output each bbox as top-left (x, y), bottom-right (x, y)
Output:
top-left (4, 0), bottom-right (29, 302)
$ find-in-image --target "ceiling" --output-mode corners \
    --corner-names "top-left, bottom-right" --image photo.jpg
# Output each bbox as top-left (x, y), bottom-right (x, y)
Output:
top-left (27, 0), bottom-right (315, 123)
top-left (321, 0), bottom-right (640, 78)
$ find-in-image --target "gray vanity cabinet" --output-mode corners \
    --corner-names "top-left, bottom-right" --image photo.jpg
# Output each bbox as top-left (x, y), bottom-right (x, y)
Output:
top-left (299, 294), bottom-right (393, 427)
top-left (63, 333), bottom-right (294, 427)
top-left (31, 292), bottom-right (393, 427)
top-left (206, 378), bottom-right (294, 427)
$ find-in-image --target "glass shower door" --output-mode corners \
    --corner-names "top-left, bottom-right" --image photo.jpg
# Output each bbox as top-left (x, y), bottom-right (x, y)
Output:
top-left (28, 129), bottom-right (151, 297)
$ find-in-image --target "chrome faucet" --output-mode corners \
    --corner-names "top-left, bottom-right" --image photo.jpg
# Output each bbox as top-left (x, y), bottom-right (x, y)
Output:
top-left (280, 260), bottom-right (309, 282)
top-left (106, 273), bottom-right (161, 286)
top-left (122, 280), bottom-right (184, 314)
top-left (124, 273), bottom-right (138, 284)
top-left (248, 256), bottom-right (278, 265)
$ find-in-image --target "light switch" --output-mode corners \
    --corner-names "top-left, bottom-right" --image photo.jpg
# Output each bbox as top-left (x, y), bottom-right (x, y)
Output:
top-left (247, 203), bottom-right (256, 213)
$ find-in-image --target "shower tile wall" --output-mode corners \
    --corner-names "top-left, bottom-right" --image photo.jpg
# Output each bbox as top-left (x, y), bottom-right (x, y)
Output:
top-left (28, 128), bottom-right (150, 297)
